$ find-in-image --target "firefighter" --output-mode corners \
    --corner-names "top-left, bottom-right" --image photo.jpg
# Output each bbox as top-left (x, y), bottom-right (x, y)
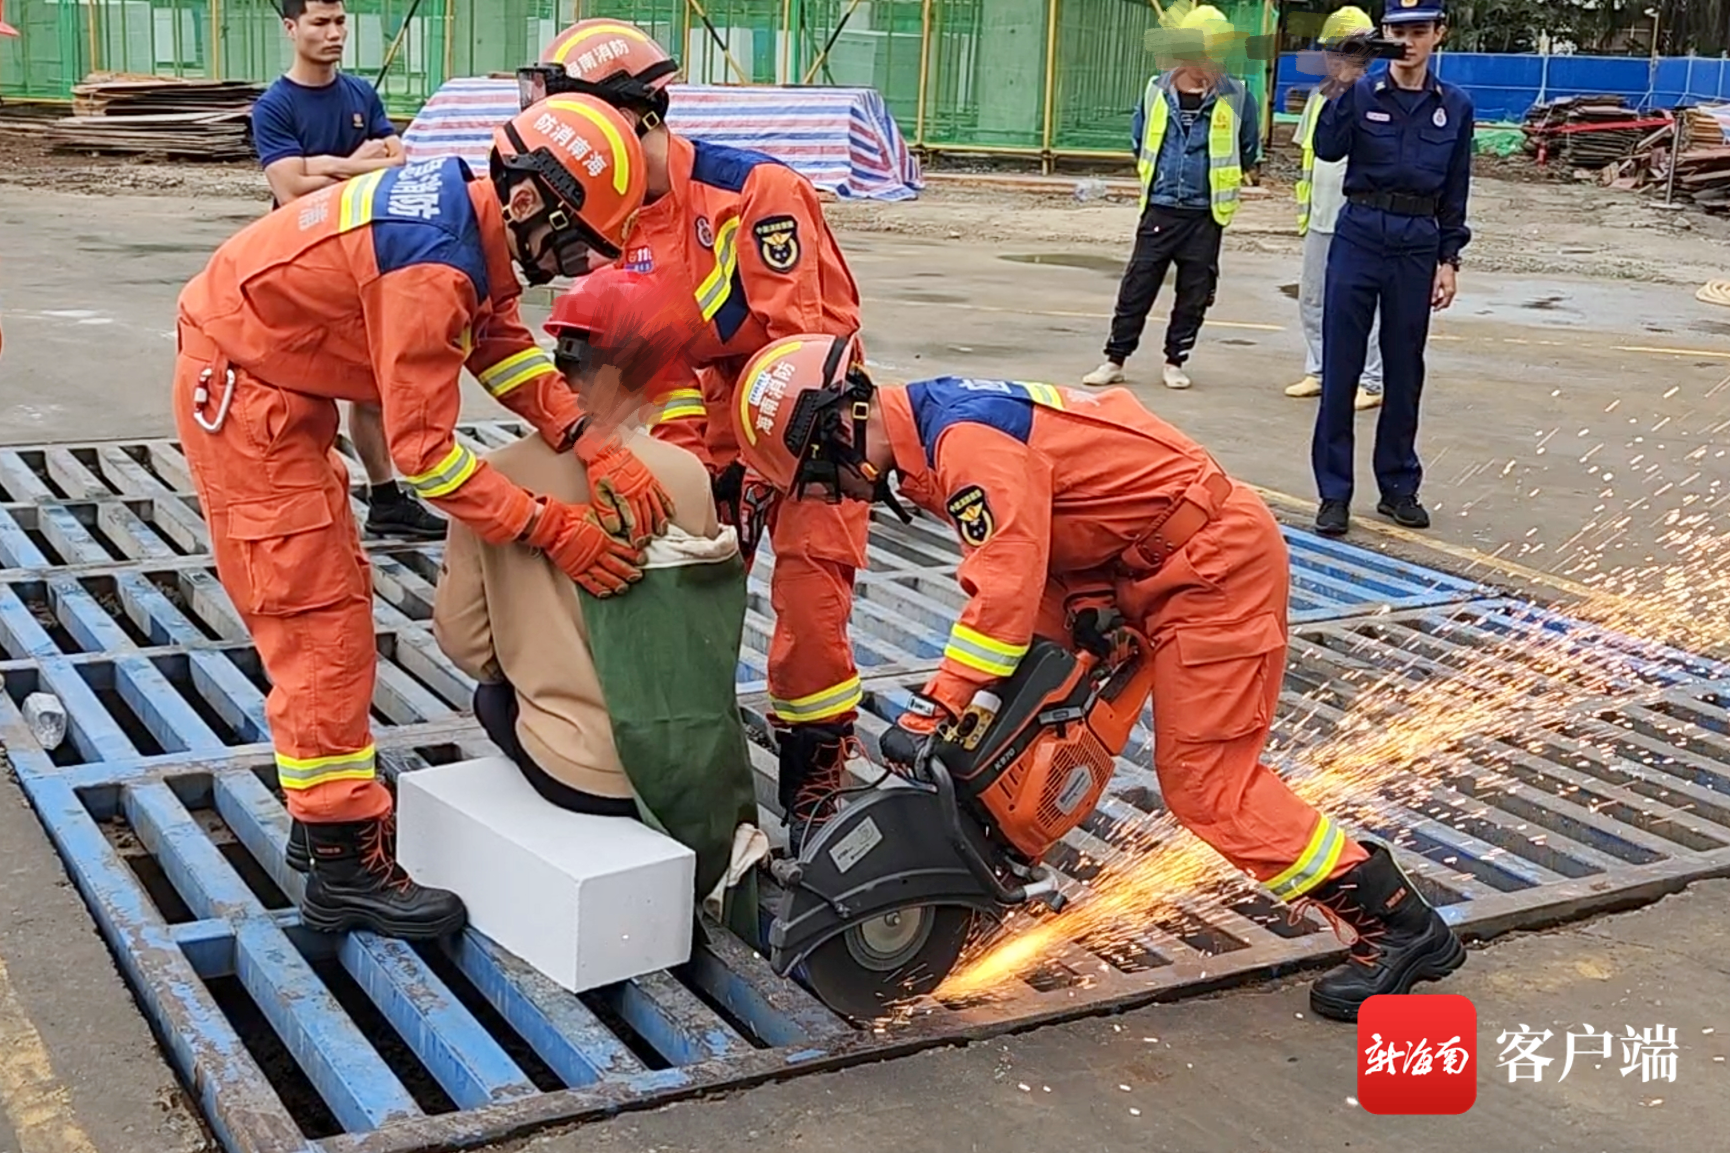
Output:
top-left (521, 20), bottom-right (871, 847)
top-left (172, 95), bottom-right (654, 939)
top-left (728, 334), bottom-right (1467, 1021)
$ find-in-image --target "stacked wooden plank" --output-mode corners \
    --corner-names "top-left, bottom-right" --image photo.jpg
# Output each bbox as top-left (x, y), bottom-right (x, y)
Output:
top-left (44, 73), bottom-right (263, 160)
top-left (1522, 95), bottom-right (1654, 168)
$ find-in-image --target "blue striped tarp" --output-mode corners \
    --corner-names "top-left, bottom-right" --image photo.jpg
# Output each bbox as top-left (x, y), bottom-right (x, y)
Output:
top-left (403, 78), bottom-right (924, 202)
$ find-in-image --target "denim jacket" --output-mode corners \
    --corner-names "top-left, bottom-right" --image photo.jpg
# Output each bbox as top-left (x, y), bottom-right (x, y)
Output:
top-left (1130, 74), bottom-right (1261, 212)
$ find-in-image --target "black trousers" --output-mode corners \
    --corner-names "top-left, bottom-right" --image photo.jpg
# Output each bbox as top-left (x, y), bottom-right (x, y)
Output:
top-left (472, 681), bottom-right (639, 818)
top-left (1104, 204), bottom-right (1223, 366)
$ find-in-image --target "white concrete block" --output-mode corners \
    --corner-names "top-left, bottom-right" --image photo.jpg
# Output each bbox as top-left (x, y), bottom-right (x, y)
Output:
top-left (396, 755), bottom-right (695, 993)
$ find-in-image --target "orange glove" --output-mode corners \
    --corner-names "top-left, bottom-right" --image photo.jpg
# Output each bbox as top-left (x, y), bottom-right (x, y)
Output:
top-left (523, 498), bottom-right (644, 597)
top-left (575, 435), bottom-right (674, 546)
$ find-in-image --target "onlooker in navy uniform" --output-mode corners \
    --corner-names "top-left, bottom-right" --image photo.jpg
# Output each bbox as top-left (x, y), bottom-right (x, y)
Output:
top-left (250, 0), bottom-right (446, 540)
top-left (1309, 0), bottom-right (1473, 538)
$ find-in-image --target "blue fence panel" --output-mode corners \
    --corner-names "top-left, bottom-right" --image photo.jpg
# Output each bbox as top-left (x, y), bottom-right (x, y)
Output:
top-left (1277, 51), bottom-right (1730, 123)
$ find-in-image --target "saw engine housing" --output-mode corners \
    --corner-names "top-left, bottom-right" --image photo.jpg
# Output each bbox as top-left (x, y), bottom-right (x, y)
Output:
top-left (933, 626), bottom-right (1155, 863)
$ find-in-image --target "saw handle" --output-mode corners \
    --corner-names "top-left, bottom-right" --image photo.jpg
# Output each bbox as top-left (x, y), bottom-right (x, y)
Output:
top-left (920, 750), bottom-right (1046, 907)
top-left (1087, 624), bottom-right (1157, 758)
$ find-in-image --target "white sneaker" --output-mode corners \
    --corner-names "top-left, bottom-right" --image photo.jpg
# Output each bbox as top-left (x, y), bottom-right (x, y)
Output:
top-left (1285, 374), bottom-right (1322, 398)
top-left (1082, 361), bottom-right (1125, 387)
top-left (1355, 387), bottom-right (1383, 411)
top-left (1163, 363), bottom-right (1192, 390)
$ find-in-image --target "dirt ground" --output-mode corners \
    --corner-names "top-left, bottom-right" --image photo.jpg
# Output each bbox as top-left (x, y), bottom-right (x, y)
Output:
top-left (3, 134), bottom-right (1730, 1153)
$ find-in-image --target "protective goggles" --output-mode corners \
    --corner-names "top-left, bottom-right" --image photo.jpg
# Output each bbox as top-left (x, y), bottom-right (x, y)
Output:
top-left (784, 337), bottom-right (875, 502)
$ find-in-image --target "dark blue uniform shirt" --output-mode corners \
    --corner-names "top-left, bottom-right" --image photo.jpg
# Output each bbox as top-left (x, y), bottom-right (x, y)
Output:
top-left (1314, 68), bottom-right (1474, 263)
top-left (251, 73), bottom-right (393, 169)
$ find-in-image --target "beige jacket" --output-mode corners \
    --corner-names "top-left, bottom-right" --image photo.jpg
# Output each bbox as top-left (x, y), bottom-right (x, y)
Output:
top-left (432, 430), bottom-right (720, 798)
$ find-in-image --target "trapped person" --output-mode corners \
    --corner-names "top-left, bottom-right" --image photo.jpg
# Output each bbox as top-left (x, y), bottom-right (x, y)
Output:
top-left (1310, 0), bottom-right (1473, 537)
top-left (1286, 7), bottom-right (1383, 411)
top-left (1082, 5), bottom-right (1259, 392)
top-left (433, 292), bottom-right (762, 932)
top-left (251, 0), bottom-right (445, 541)
top-left (731, 334), bottom-right (1467, 1022)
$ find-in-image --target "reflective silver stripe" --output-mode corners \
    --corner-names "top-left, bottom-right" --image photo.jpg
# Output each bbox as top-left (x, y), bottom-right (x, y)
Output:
top-left (275, 745), bottom-right (377, 789)
top-left (1266, 816), bottom-right (1348, 900)
top-left (943, 624), bottom-right (1028, 678)
top-left (477, 347), bottom-right (556, 398)
top-left (770, 675), bottom-right (863, 723)
top-left (403, 443), bottom-right (479, 500)
top-left (696, 218), bottom-right (741, 322)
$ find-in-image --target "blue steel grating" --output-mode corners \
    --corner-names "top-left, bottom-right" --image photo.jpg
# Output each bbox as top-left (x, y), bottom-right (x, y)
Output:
top-left (5, 427), bottom-right (1730, 1153)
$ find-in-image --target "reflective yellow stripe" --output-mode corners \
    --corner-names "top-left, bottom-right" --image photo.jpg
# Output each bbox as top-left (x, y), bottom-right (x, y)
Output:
top-left (337, 170), bottom-right (387, 233)
top-left (551, 21), bottom-right (654, 63)
top-left (545, 96), bottom-right (633, 195)
top-left (1019, 382), bottom-right (1066, 409)
top-left (943, 623), bottom-right (1029, 678)
top-left (404, 443), bottom-right (480, 500)
top-left (697, 217), bottom-right (742, 322)
top-left (656, 388), bottom-right (706, 423)
top-left (476, 346), bottom-right (556, 398)
top-left (736, 339), bottom-right (804, 447)
top-left (276, 745), bottom-right (377, 790)
top-left (458, 327), bottom-right (474, 355)
top-left (1266, 816), bottom-right (1349, 900)
top-left (770, 675), bottom-right (863, 723)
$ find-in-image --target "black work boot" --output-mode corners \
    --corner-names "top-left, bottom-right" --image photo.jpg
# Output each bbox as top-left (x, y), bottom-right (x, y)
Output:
top-left (777, 721), bottom-right (853, 857)
top-left (1376, 494), bottom-right (1431, 529)
top-left (1305, 843), bottom-right (1466, 1022)
top-left (1315, 499), bottom-right (1350, 537)
top-left (364, 481), bottom-right (448, 540)
top-left (300, 815), bottom-right (467, 939)
top-left (285, 818), bottom-right (309, 873)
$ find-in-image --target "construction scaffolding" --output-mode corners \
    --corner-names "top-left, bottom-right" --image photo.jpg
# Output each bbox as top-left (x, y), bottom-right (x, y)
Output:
top-left (0, 0), bottom-right (1276, 163)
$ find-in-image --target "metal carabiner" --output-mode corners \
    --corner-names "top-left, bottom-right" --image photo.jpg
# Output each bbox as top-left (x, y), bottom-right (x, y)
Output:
top-left (192, 366), bottom-right (236, 433)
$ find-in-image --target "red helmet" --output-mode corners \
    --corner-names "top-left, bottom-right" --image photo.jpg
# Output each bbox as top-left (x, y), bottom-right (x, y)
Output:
top-left (544, 263), bottom-right (634, 375)
top-left (733, 333), bottom-right (873, 495)
top-left (491, 94), bottom-right (646, 282)
top-left (519, 19), bottom-right (679, 128)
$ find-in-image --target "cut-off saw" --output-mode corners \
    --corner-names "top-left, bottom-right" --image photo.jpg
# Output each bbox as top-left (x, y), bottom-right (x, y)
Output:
top-left (767, 623), bottom-right (1156, 1019)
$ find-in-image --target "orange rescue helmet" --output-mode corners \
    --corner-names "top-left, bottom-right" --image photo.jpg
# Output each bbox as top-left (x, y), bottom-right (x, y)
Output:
top-left (491, 94), bottom-right (647, 282)
top-left (734, 333), bottom-right (876, 497)
top-left (519, 19), bottom-right (679, 129)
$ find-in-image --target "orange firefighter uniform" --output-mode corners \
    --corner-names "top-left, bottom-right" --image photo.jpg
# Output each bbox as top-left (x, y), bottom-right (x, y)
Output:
top-left (631, 132), bottom-right (870, 728)
top-left (754, 368), bottom-right (1371, 899)
top-left (172, 156), bottom-right (603, 824)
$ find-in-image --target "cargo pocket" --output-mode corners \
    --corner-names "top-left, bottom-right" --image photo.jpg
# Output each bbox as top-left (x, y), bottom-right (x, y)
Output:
top-left (227, 489), bottom-right (360, 617)
top-left (1160, 612), bottom-right (1286, 743)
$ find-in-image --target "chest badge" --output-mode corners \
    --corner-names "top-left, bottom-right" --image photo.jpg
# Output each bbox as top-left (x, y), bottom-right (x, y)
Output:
top-left (945, 485), bottom-right (996, 547)
top-left (753, 215), bottom-right (802, 273)
top-left (1433, 107), bottom-right (1448, 128)
top-left (695, 215), bottom-right (714, 249)
top-left (352, 112), bottom-right (364, 129)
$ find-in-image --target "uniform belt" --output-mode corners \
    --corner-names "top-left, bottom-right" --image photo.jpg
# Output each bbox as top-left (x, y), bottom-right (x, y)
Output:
top-left (1117, 469), bottom-right (1235, 576)
top-left (1348, 190), bottom-right (1438, 217)
top-left (175, 321), bottom-right (227, 370)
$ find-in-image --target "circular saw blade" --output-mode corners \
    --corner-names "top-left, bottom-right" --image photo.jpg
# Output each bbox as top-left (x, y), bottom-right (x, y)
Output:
top-left (797, 904), bottom-right (979, 1021)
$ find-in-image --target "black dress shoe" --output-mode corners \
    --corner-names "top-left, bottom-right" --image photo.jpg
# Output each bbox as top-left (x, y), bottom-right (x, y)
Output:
top-left (1314, 499), bottom-right (1350, 537)
top-left (1376, 494), bottom-right (1431, 529)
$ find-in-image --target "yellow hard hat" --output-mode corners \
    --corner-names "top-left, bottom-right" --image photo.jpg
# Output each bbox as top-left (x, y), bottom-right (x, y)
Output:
top-left (1177, 3), bottom-right (1230, 31)
top-left (1321, 6), bottom-right (1375, 41)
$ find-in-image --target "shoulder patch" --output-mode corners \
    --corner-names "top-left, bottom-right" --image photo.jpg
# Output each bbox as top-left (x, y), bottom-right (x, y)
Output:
top-left (753, 215), bottom-right (801, 273)
top-left (945, 485), bottom-right (995, 547)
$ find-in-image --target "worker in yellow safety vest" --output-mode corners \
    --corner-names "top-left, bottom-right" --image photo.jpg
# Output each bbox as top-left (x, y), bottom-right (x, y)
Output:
top-left (1083, 4), bottom-right (1259, 392)
top-left (1287, 5), bottom-right (1384, 411)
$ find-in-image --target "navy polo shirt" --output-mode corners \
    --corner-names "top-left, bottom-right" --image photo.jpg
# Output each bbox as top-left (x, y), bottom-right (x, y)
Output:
top-left (251, 72), bottom-right (394, 169)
